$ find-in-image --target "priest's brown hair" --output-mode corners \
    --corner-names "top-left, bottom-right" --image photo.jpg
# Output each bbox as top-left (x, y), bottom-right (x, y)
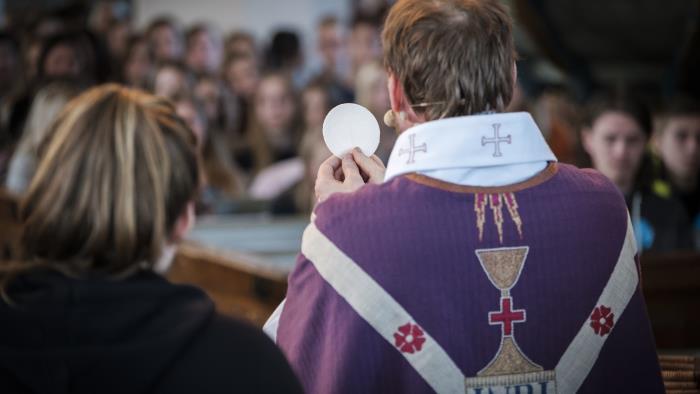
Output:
top-left (382, 0), bottom-right (516, 120)
top-left (2, 84), bottom-right (199, 288)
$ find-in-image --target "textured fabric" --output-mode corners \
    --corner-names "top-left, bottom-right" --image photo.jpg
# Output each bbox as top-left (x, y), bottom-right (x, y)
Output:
top-left (0, 270), bottom-right (303, 394)
top-left (627, 190), bottom-right (694, 252)
top-left (277, 163), bottom-right (663, 394)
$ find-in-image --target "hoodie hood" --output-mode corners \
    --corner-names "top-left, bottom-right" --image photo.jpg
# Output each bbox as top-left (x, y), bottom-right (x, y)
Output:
top-left (0, 270), bottom-right (214, 394)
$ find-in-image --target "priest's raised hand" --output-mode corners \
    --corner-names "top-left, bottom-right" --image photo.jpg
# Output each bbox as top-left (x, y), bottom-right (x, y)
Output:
top-left (315, 147), bottom-right (385, 202)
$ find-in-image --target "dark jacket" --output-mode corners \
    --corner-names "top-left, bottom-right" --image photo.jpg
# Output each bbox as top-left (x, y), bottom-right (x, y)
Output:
top-left (0, 270), bottom-right (303, 394)
top-left (626, 190), bottom-right (694, 253)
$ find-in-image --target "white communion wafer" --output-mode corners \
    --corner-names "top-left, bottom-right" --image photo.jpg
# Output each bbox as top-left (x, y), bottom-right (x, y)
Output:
top-left (322, 103), bottom-right (380, 157)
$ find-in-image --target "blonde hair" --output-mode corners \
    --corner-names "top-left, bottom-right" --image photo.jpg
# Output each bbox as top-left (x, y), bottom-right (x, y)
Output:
top-left (2, 84), bottom-right (199, 287)
top-left (247, 72), bottom-right (300, 173)
top-left (18, 81), bottom-right (83, 156)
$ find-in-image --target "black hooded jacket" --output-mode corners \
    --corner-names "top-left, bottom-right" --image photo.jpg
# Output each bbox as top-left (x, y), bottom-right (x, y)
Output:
top-left (0, 270), bottom-right (303, 394)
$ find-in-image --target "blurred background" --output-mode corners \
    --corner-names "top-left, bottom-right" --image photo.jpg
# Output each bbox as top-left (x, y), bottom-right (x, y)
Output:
top-left (0, 0), bottom-right (699, 365)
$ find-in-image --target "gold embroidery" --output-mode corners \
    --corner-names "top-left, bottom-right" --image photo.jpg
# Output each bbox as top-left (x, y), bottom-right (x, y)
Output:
top-left (489, 194), bottom-right (505, 244)
top-left (475, 248), bottom-right (528, 290)
top-left (474, 192), bottom-right (524, 244)
top-left (478, 337), bottom-right (543, 376)
top-left (474, 194), bottom-right (487, 242)
top-left (504, 193), bottom-right (523, 239)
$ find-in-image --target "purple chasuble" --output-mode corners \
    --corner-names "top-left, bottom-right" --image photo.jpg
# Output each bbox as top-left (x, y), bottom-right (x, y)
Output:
top-left (276, 163), bottom-right (663, 394)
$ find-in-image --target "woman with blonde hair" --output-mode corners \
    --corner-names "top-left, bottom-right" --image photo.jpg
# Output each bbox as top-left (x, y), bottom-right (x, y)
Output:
top-left (0, 84), bottom-right (302, 393)
top-left (246, 72), bottom-right (305, 201)
top-left (5, 79), bottom-right (84, 194)
top-left (247, 71), bottom-right (301, 173)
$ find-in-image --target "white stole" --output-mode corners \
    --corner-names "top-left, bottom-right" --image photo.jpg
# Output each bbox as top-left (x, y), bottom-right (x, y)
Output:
top-left (384, 112), bottom-right (557, 186)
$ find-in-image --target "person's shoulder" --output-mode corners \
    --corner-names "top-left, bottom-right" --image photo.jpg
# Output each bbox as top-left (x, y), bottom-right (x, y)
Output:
top-left (157, 313), bottom-right (302, 394)
top-left (556, 163), bottom-right (620, 194)
top-left (554, 163), bottom-right (626, 202)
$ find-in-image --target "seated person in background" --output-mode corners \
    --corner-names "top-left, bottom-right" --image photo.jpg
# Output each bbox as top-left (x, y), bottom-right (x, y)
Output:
top-left (5, 79), bottom-right (84, 194)
top-left (267, 0), bottom-right (663, 393)
top-left (582, 93), bottom-right (693, 252)
top-left (270, 82), bottom-right (333, 214)
top-left (222, 53), bottom-right (260, 167)
top-left (146, 17), bottom-right (184, 64)
top-left (0, 84), bottom-right (302, 394)
top-left (193, 73), bottom-right (231, 135)
top-left (312, 15), bottom-right (354, 105)
top-left (651, 97), bottom-right (700, 249)
top-left (247, 72), bottom-right (303, 199)
top-left (121, 35), bottom-right (153, 90)
top-left (346, 15), bottom-right (382, 91)
top-left (151, 60), bottom-right (191, 99)
top-left (224, 31), bottom-right (257, 59)
top-left (223, 52), bottom-right (260, 101)
top-left (184, 24), bottom-right (223, 76)
top-left (36, 32), bottom-right (91, 83)
top-left (354, 60), bottom-right (395, 163)
top-left (172, 93), bottom-right (246, 213)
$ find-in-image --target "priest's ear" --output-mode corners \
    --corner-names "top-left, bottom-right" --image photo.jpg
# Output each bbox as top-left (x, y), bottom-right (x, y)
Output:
top-left (387, 72), bottom-right (422, 130)
top-left (170, 200), bottom-right (195, 243)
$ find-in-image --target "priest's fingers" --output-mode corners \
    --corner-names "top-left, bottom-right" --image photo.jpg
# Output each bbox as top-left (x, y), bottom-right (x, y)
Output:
top-left (334, 166), bottom-right (344, 182)
top-left (341, 154), bottom-right (364, 185)
top-left (318, 156), bottom-right (340, 180)
top-left (314, 154), bottom-right (368, 203)
top-left (351, 149), bottom-right (386, 184)
top-left (316, 157), bottom-right (342, 202)
top-left (370, 155), bottom-right (385, 168)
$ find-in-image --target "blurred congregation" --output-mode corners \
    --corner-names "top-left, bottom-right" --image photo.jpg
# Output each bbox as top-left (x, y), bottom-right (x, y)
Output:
top-left (0, 0), bottom-right (698, 254)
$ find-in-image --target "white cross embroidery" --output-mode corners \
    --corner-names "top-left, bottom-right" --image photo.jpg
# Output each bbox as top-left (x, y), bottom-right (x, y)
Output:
top-left (399, 134), bottom-right (427, 164)
top-left (481, 123), bottom-right (511, 157)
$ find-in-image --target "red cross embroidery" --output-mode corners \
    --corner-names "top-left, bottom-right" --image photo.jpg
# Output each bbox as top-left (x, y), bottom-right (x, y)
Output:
top-left (488, 297), bottom-right (526, 336)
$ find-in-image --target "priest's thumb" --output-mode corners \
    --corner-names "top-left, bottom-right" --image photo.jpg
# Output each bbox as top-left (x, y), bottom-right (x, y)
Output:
top-left (351, 148), bottom-right (386, 184)
top-left (341, 154), bottom-right (363, 184)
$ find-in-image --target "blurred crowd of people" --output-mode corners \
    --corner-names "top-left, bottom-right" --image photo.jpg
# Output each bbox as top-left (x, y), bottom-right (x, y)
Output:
top-left (0, 1), bottom-right (698, 253)
top-left (0, 1), bottom-right (395, 216)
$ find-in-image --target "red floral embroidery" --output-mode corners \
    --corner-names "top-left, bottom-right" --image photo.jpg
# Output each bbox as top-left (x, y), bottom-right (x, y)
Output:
top-left (393, 323), bottom-right (426, 354)
top-left (590, 305), bottom-right (615, 336)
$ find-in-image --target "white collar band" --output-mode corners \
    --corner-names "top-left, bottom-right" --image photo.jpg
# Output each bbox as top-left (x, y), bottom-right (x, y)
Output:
top-left (384, 112), bottom-right (557, 183)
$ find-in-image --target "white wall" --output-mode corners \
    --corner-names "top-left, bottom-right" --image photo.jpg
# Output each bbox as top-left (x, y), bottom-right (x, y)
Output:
top-left (133, 0), bottom-right (350, 69)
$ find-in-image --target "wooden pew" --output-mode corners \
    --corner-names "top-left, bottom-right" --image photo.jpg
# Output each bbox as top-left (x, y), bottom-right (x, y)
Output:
top-left (167, 241), bottom-right (288, 327)
top-left (167, 214), bottom-right (305, 325)
top-left (641, 252), bottom-right (700, 349)
top-left (659, 355), bottom-right (700, 393)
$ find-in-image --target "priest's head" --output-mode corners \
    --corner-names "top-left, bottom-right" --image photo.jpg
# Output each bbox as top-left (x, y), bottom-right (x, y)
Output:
top-left (382, 0), bottom-right (516, 132)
